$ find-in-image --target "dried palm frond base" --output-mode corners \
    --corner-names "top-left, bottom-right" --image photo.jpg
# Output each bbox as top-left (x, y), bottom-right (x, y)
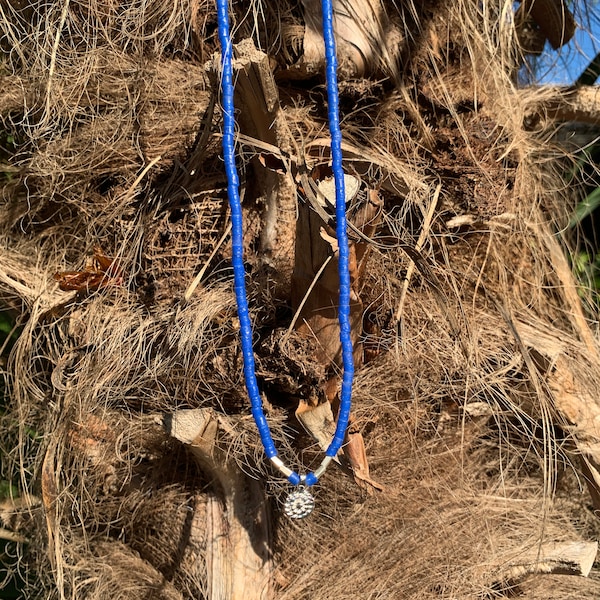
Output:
top-left (2, 0), bottom-right (600, 599)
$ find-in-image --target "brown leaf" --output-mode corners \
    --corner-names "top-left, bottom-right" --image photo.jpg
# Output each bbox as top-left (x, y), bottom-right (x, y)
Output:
top-left (344, 429), bottom-right (384, 493)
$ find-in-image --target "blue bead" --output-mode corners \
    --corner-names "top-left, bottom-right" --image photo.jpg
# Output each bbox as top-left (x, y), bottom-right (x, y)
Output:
top-left (305, 472), bottom-right (318, 487)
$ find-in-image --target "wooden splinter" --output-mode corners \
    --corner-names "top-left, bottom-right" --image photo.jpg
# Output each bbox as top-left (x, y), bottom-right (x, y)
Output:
top-left (226, 38), bottom-right (295, 256)
top-left (165, 408), bottom-right (271, 600)
top-left (498, 541), bottom-right (597, 584)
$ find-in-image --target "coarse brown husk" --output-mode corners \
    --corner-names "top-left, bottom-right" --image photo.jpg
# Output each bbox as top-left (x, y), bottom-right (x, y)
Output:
top-left (1, 0), bottom-right (600, 598)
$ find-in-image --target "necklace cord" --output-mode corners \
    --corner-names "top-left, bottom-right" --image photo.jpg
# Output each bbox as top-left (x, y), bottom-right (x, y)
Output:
top-left (215, 0), bottom-right (354, 486)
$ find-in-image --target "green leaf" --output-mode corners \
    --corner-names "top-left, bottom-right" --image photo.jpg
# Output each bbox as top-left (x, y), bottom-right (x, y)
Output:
top-left (572, 251), bottom-right (590, 274)
top-left (0, 319), bottom-right (13, 334)
top-left (569, 187), bottom-right (600, 228)
top-left (0, 479), bottom-right (18, 501)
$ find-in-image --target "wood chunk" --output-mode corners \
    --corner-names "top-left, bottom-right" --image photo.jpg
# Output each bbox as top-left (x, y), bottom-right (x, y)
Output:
top-left (299, 0), bottom-right (394, 77)
top-left (166, 409), bottom-right (272, 600)
top-left (503, 541), bottom-right (597, 580)
top-left (515, 319), bottom-right (600, 516)
top-left (544, 86), bottom-right (600, 126)
top-left (230, 39), bottom-right (295, 257)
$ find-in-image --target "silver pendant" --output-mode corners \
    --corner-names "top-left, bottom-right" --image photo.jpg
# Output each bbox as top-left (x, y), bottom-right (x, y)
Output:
top-left (284, 487), bottom-right (315, 519)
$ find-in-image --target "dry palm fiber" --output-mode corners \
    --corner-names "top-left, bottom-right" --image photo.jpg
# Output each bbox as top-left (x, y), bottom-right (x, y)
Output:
top-left (1, 0), bottom-right (600, 598)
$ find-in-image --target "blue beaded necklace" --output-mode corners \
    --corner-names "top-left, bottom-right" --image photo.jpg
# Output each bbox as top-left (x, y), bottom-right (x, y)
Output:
top-left (216, 0), bottom-right (354, 519)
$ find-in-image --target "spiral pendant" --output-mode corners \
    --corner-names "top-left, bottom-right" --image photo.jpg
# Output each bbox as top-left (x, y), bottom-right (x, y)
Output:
top-left (284, 487), bottom-right (315, 519)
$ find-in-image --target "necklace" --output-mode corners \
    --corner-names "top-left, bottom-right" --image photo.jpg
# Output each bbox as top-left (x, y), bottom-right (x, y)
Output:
top-left (216, 0), bottom-right (354, 519)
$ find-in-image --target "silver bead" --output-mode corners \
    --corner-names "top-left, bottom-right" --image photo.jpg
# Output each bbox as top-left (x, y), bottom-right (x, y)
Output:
top-left (284, 487), bottom-right (315, 519)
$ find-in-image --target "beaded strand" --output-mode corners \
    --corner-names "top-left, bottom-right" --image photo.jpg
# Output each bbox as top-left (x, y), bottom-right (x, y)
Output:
top-left (215, 0), bottom-right (353, 516)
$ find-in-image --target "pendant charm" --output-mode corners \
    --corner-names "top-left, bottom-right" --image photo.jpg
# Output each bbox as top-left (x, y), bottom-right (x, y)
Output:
top-left (284, 487), bottom-right (315, 519)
